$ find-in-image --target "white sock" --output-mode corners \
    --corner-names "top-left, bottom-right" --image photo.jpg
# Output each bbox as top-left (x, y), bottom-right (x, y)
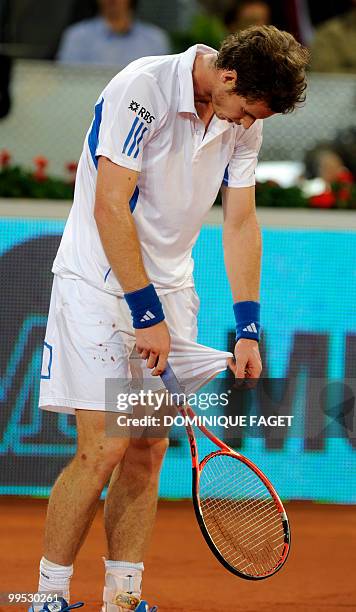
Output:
top-left (103, 559), bottom-right (144, 611)
top-left (33, 556), bottom-right (73, 611)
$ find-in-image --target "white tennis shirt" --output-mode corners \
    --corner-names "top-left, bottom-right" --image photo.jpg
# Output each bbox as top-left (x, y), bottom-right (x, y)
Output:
top-left (53, 44), bottom-right (263, 295)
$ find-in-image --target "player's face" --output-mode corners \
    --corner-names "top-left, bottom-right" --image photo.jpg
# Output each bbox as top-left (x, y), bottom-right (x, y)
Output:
top-left (212, 70), bottom-right (275, 129)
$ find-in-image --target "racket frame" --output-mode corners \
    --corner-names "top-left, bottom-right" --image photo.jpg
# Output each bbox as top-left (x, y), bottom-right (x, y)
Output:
top-left (161, 364), bottom-right (290, 580)
top-left (181, 404), bottom-right (290, 580)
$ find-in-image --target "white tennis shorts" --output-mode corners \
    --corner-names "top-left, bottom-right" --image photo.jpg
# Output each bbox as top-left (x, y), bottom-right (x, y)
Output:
top-left (39, 275), bottom-right (233, 414)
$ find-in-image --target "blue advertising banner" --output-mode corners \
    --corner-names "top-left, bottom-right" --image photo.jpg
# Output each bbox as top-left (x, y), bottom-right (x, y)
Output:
top-left (0, 218), bottom-right (355, 502)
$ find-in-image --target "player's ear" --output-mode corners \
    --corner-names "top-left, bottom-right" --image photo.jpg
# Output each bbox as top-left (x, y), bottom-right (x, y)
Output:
top-left (220, 69), bottom-right (237, 91)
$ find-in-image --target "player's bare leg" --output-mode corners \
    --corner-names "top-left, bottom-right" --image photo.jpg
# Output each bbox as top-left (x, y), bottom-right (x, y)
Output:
top-left (102, 436), bottom-right (168, 611)
top-left (43, 410), bottom-right (129, 565)
top-left (105, 436), bottom-right (168, 559)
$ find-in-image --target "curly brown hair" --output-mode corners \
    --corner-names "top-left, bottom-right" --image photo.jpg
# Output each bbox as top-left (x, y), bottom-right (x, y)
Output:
top-left (216, 26), bottom-right (310, 113)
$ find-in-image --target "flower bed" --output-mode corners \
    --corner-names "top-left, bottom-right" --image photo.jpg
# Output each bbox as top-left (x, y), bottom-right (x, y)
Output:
top-left (0, 151), bottom-right (76, 199)
top-left (1, 150), bottom-right (356, 208)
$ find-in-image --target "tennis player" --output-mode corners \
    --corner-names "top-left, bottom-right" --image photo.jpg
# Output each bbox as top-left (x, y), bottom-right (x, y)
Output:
top-left (33, 26), bottom-right (309, 612)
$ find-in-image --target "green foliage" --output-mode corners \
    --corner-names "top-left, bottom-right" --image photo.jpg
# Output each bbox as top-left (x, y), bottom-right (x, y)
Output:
top-left (170, 14), bottom-right (226, 53)
top-left (215, 180), bottom-right (356, 209)
top-left (255, 182), bottom-right (307, 208)
top-left (0, 164), bottom-right (74, 200)
top-left (331, 181), bottom-right (356, 209)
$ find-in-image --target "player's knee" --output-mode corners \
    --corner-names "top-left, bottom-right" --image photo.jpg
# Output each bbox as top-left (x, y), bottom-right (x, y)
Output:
top-left (148, 437), bottom-right (169, 467)
top-left (76, 438), bottom-right (128, 480)
top-left (129, 437), bottom-right (169, 472)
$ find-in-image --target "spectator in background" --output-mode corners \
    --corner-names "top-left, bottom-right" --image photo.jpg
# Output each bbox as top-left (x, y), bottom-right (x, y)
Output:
top-left (303, 142), bottom-right (354, 207)
top-left (222, 0), bottom-right (314, 46)
top-left (57, 0), bottom-right (170, 67)
top-left (310, 0), bottom-right (356, 72)
top-left (333, 127), bottom-right (356, 179)
top-left (305, 145), bottom-right (353, 184)
top-left (224, 0), bottom-right (271, 33)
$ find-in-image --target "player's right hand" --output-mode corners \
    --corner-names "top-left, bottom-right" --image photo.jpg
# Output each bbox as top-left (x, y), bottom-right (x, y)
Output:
top-left (135, 320), bottom-right (171, 376)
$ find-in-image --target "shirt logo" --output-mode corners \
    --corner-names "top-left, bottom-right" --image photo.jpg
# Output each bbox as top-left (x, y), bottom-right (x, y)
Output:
top-left (129, 100), bottom-right (155, 124)
top-left (122, 117), bottom-right (148, 159)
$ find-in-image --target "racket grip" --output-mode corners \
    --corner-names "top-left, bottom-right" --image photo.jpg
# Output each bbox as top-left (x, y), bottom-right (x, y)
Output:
top-left (161, 362), bottom-right (185, 401)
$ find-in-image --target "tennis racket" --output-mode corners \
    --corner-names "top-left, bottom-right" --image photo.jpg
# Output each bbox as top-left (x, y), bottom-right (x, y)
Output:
top-left (161, 363), bottom-right (291, 580)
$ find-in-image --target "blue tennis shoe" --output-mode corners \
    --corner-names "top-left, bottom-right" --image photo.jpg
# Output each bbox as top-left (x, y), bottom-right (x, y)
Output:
top-left (135, 603), bottom-right (158, 612)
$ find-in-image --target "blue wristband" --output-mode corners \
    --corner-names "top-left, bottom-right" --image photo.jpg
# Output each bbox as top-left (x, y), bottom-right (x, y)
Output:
top-left (233, 301), bottom-right (260, 342)
top-left (124, 284), bottom-right (165, 329)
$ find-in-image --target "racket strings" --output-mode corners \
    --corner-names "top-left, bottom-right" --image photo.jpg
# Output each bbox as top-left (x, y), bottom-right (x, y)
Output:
top-left (203, 478), bottom-right (283, 569)
top-left (199, 453), bottom-right (286, 577)
top-left (200, 463), bottom-right (278, 529)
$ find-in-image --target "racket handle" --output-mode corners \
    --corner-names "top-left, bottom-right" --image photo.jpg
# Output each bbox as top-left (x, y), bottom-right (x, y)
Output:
top-left (161, 362), bottom-right (185, 401)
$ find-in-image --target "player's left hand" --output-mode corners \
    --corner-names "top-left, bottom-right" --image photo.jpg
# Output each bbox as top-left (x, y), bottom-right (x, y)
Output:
top-left (228, 338), bottom-right (262, 385)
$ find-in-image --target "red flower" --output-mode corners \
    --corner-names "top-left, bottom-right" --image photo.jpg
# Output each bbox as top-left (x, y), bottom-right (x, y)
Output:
top-left (337, 187), bottom-right (351, 202)
top-left (34, 172), bottom-right (45, 182)
top-left (337, 169), bottom-right (354, 184)
top-left (66, 161), bottom-right (78, 174)
top-left (33, 156), bottom-right (48, 170)
top-left (0, 149), bottom-right (11, 167)
top-left (309, 191), bottom-right (336, 208)
top-left (32, 156), bottom-right (48, 181)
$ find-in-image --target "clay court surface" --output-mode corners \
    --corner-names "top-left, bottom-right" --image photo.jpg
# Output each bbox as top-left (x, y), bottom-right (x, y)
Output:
top-left (0, 498), bottom-right (355, 612)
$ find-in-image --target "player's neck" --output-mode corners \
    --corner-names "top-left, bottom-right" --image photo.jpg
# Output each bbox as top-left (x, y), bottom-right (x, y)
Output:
top-left (192, 53), bottom-right (216, 104)
top-left (193, 53), bottom-right (216, 125)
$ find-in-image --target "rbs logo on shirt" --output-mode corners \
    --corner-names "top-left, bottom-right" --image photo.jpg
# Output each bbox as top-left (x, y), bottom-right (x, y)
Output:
top-left (129, 100), bottom-right (155, 124)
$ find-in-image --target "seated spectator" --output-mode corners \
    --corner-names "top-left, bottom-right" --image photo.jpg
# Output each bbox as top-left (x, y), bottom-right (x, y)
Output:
top-left (304, 143), bottom-right (354, 185)
top-left (303, 142), bottom-right (354, 207)
top-left (224, 0), bottom-right (271, 33)
top-left (333, 127), bottom-right (356, 179)
top-left (57, 0), bottom-right (171, 67)
top-left (310, 0), bottom-right (356, 73)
